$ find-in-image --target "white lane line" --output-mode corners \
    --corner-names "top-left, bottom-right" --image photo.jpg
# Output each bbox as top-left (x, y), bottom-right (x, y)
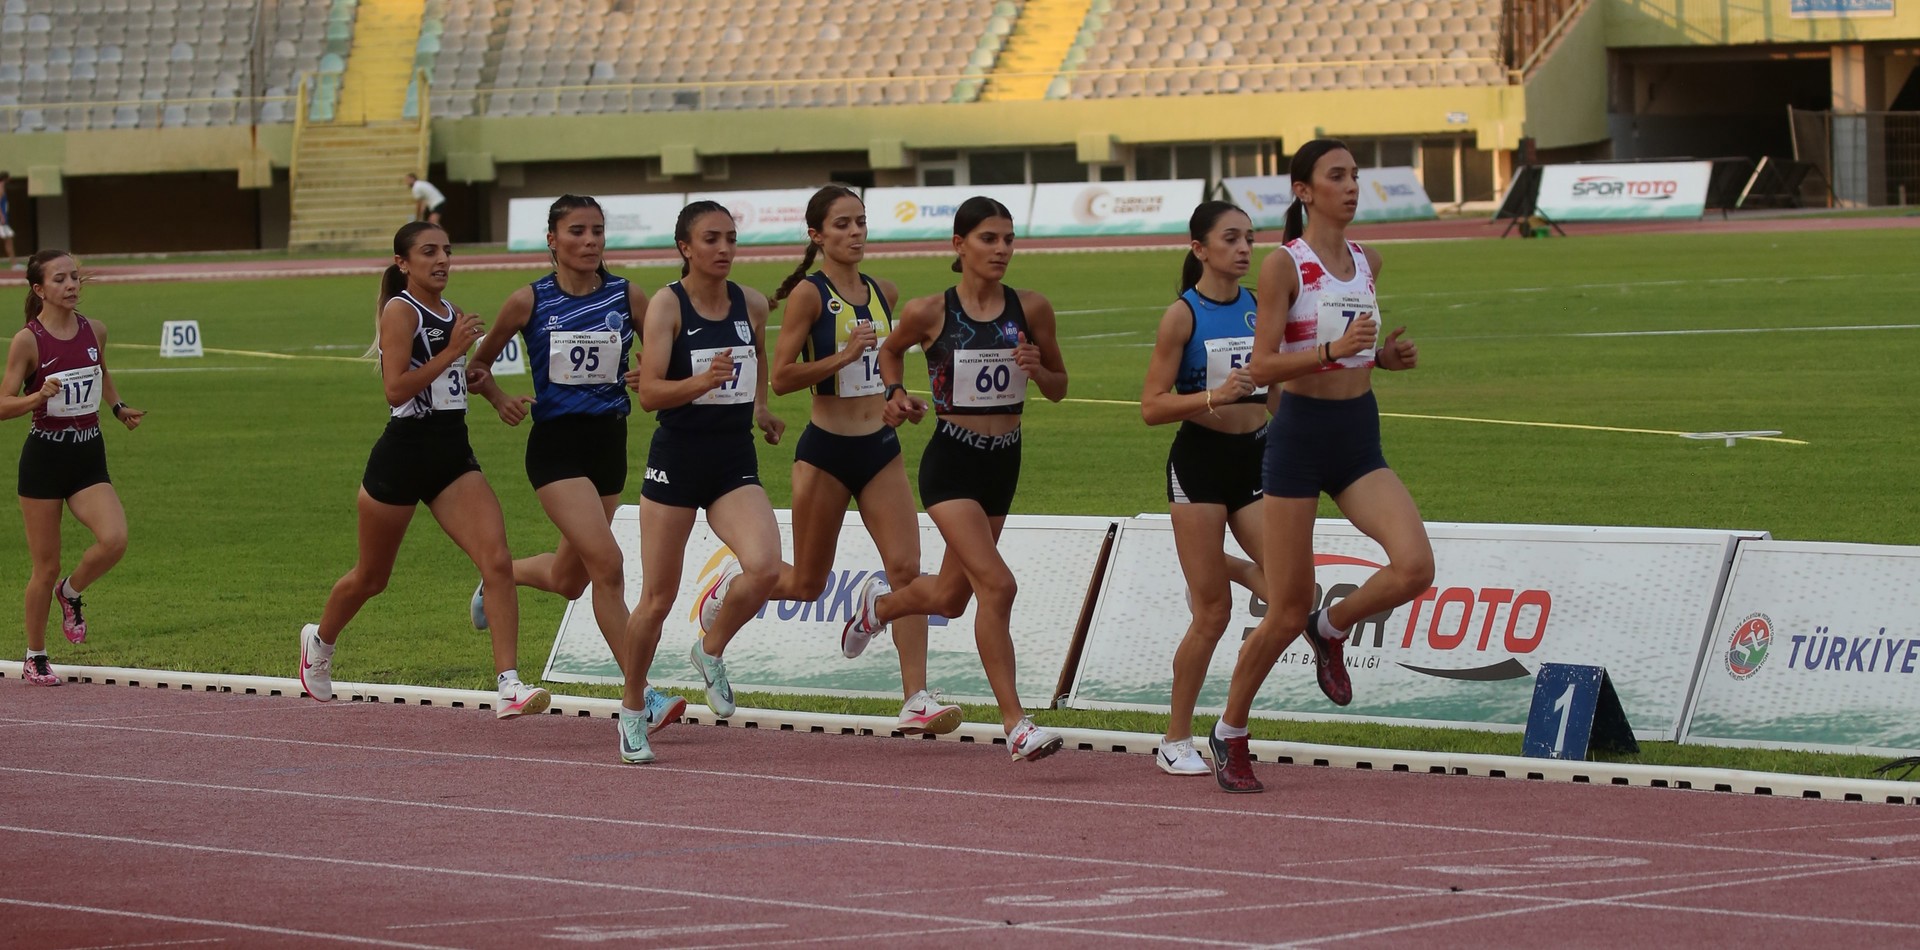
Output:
top-left (868, 873), bottom-right (1132, 899)
top-left (1838, 833), bottom-right (1920, 845)
top-left (0, 896), bottom-right (458, 949)
top-left (0, 722), bottom-right (1875, 865)
top-left (52, 940), bottom-right (227, 950)
top-left (387, 907), bottom-right (687, 931)
top-left (1697, 815), bottom-right (1920, 838)
top-left (0, 823), bottom-right (1254, 949)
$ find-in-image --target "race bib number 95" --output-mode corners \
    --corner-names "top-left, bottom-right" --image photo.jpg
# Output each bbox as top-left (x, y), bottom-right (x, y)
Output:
top-left (953, 348), bottom-right (1026, 409)
top-left (549, 331), bottom-right (621, 386)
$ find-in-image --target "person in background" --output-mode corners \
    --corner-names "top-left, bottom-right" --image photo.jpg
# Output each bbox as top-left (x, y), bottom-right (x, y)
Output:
top-left (407, 172), bottom-right (446, 227)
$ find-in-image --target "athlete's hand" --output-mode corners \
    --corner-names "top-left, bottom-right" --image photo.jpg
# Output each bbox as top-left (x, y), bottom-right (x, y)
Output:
top-left (702, 349), bottom-right (737, 392)
top-left (36, 376), bottom-right (59, 403)
top-left (464, 363), bottom-right (494, 392)
top-left (884, 390), bottom-right (928, 427)
top-left (1013, 331), bottom-right (1044, 375)
top-left (491, 391), bottom-right (536, 426)
top-left (451, 310), bottom-right (485, 353)
top-left (839, 320), bottom-right (878, 365)
top-left (623, 365), bottom-right (643, 391)
top-left (1212, 366), bottom-right (1256, 404)
top-left (756, 405), bottom-right (786, 445)
top-left (1333, 314), bottom-right (1378, 360)
top-left (114, 405), bottom-right (146, 430)
top-left (1377, 327), bottom-right (1417, 370)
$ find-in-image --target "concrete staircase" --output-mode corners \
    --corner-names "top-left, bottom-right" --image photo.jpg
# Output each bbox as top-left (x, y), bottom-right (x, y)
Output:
top-left (981, 0), bottom-right (1095, 102)
top-left (336, 0), bottom-right (426, 123)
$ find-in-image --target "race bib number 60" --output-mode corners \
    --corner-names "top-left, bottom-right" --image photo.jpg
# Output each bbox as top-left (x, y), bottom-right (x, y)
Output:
top-left (691, 346), bottom-right (758, 406)
top-left (1316, 294), bottom-right (1377, 365)
top-left (954, 348), bottom-right (1027, 409)
top-left (46, 366), bottom-right (102, 418)
top-left (549, 331), bottom-right (620, 386)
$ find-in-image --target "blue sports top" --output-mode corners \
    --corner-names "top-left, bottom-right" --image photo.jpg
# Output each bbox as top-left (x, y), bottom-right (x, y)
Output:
top-left (1174, 285), bottom-right (1265, 404)
top-left (521, 272), bottom-right (635, 422)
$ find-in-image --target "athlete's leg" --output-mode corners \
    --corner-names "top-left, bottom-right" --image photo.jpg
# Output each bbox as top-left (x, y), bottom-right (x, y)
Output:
top-left (528, 482), bottom-right (628, 658)
top-left (855, 457), bottom-right (928, 696)
top-left (19, 497), bottom-right (62, 653)
top-left (1167, 501), bottom-right (1234, 744)
top-left (427, 472), bottom-right (521, 676)
top-left (316, 490), bottom-right (416, 644)
top-left (1224, 502), bottom-right (1269, 604)
top-left (700, 485), bottom-right (782, 656)
top-left (62, 483), bottom-right (128, 594)
top-left (1328, 469), bottom-right (1434, 627)
top-left (623, 499), bottom-right (696, 709)
top-left (1219, 495), bottom-right (1318, 729)
top-left (765, 461), bottom-right (850, 602)
top-left (927, 501), bottom-right (1023, 731)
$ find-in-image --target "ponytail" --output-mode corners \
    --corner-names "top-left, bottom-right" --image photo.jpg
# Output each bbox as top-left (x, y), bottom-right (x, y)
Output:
top-left (1178, 251), bottom-right (1204, 296)
top-left (22, 249), bottom-right (71, 324)
top-left (772, 242), bottom-right (820, 305)
top-left (1282, 199), bottom-right (1307, 244)
top-left (377, 264), bottom-right (408, 312)
top-left (772, 184), bottom-right (861, 305)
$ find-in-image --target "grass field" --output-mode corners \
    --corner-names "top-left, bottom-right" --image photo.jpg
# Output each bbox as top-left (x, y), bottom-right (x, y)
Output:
top-left (7, 228), bottom-right (1918, 779)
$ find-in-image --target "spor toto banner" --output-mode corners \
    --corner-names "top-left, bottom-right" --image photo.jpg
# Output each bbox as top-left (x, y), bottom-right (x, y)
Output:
top-left (1683, 541), bottom-right (1920, 755)
top-left (542, 508), bottom-right (1114, 706)
top-left (687, 188), bottom-right (820, 245)
top-left (1223, 167), bottom-right (1437, 230)
top-left (505, 193), bottom-right (683, 252)
top-left (1068, 518), bottom-right (1762, 739)
top-left (1025, 179), bottom-right (1205, 237)
top-left (1534, 161), bottom-right (1713, 221)
top-left (864, 184), bottom-right (1035, 242)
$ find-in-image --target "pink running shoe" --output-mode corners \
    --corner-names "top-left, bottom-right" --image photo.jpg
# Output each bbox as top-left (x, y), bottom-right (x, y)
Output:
top-left (22, 654), bottom-right (60, 687)
top-left (56, 577), bottom-right (87, 644)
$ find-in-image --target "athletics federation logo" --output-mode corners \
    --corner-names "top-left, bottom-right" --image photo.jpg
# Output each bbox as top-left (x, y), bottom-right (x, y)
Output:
top-left (1726, 612), bottom-right (1773, 680)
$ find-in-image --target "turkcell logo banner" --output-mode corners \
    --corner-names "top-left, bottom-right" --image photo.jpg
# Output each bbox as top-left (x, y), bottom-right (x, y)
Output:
top-left (864, 185), bottom-right (1035, 242)
top-left (1534, 162), bottom-right (1713, 221)
top-left (505, 194), bottom-right (684, 252)
top-left (1068, 518), bottom-right (1760, 739)
top-left (543, 508), bottom-right (1114, 706)
top-left (687, 188), bottom-right (820, 245)
top-left (1224, 167), bottom-right (1437, 229)
top-left (1026, 179), bottom-right (1205, 237)
top-left (1683, 541), bottom-right (1920, 755)
top-left (1790, 0), bottom-right (1894, 18)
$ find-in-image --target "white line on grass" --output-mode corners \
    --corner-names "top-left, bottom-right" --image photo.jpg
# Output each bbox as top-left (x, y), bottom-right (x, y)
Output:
top-left (0, 896), bottom-right (459, 949)
top-left (111, 366), bottom-right (277, 375)
top-left (116, 342), bottom-right (366, 363)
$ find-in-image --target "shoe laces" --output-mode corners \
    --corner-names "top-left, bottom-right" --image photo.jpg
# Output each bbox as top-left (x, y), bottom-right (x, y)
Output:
top-left (27, 655), bottom-right (52, 677)
top-left (306, 651), bottom-right (330, 674)
top-left (65, 593), bottom-right (85, 621)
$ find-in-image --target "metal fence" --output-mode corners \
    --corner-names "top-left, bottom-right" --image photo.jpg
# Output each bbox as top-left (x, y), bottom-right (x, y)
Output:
top-left (1792, 106), bottom-right (1920, 207)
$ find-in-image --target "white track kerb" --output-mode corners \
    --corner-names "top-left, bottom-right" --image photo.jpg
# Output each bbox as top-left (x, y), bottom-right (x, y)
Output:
top-left (9, 664), bottom-right (1916, 807)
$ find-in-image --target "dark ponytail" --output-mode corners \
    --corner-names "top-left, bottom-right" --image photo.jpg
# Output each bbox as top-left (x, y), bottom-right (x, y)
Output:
top-left (1282, 137), bottom-right (1350, 244)
top-left (369, 221), bottom-right (446, 357)
top-left (546, 193), bottom-right (613, 281)
top-left (22, 249), bottom-right (71, 324)
top-left (774, 184), bottom-right (860, 305)
top-left (673, 200), bottom-right (732, 279)
top-left (950, 195), bottom-right (1013, 274)
top-left (1179, 200), bottom-right (1245, 296)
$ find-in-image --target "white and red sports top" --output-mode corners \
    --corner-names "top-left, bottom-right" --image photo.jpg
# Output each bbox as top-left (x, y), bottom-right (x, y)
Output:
top-left (1281, 238), bottom-right (1377, 372)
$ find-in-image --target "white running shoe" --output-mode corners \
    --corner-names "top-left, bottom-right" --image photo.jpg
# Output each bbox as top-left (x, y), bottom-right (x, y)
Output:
top-left (1008, 717), bottom-right (1064, 763)
top-left (469, 582), bottom-right (489, 631)
top-left (1155, 738), bottom-right (1209, 776)
top-left (896, 689), bottom-right (962, 736)
top-left (697, 557), bottom-right (740, 635)
top-left (298, 624), bottom-right (333, 703)
top-left (842, 572), bottom-right (891, 659)
top-left (689, 639), bottom-right (736, 718)
top-left (496, 680), bottom-right (550, 719)
top-left (618, 713), bottom-right (655, 764)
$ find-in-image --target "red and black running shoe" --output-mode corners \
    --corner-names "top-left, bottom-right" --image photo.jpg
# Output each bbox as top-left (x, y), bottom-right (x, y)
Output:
top-left (1301, 608), bottom-right (1352, 707)
top-left (1208, 730), bottom-right (1264, 793)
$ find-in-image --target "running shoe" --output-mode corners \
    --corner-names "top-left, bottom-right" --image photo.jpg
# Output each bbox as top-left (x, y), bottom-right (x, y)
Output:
top-left (469, 582), bottom-right (489, 631)
top-left (1156, 738), bottom-right (1209, 776)
top-left (22, 654), bottom-right (59, 687)
top-left (56, 577), bottom-right (86, 644)
top-left (1208, 730), bottom-right (1263, 793)
top-left (1008, 717), bottom-right (1064, 762)
top-left (643, 685), bottom-right (686, 737)
top-left (1300, 608), bottom-right (1353, 707)
top-left (842, 572), bottom-right (891, 659)
top-left (298, 623), bottom-right (333, 703)
top-left (896, 688), bottom-right (962, 736)
top-left (618, 713), bottom-right (655, 764)
top-left (496, 679), bottom-right (551, 719)
top-left (689, 639), bottom-right (736, 718)
top-left (696, 557), bottom-right (740, 636)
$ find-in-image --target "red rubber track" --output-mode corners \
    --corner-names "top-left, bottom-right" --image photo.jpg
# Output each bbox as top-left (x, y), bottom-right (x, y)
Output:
top-left (3, 683), bottom-right (1917, 948)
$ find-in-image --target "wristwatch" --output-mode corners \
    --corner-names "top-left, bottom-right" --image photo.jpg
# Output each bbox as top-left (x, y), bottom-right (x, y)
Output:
top-left (883, 383), bottom-right (906, 400)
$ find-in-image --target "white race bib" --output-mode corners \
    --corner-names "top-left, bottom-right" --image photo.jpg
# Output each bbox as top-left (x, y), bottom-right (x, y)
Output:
top-left (953, 347), bottom-right (1026, 409)
top-left (46, 366), bottom-right (102, 418)
top-left (548, 331), bottom-right (621, 386)
top-left (431, 357), bottom-right (469, 411)
top-left (1316, 293), bottom-right (1376, 365)
top-left (691, 345), bottom-right (757, 406)
top-left (1203, 336), bottom-right (1266, 396)
top-left (836, 328), bottom-right (886, 398)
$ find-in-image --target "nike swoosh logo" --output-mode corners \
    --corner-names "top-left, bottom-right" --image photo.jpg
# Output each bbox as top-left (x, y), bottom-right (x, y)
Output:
top-left (685, 329), bottom-right (699, 336)
top-left (41, 359), bottom-right (56, 368)
top-left (1159, 750), bottom-right (1177, 766)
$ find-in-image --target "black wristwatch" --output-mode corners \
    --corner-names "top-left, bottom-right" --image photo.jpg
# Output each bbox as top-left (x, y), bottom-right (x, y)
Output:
top-left (883, 383), bottom-right (906, 401)
top-left (110, 402), bottom-right (128, 419)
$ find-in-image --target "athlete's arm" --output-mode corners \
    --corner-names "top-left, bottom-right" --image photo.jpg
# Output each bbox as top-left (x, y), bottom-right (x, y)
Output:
top-left (745, 287), bottom-right (785, 444)
top-left (1014, 290), bottom-right (1068, 403)
top-left (768, 281), bottom-right (839, 396)
top-left (379, 296), bottom-right (479, 407)
top-left (879, 293), bottom-right (938, 426)
top-left (90, 320), bottom-right (144, 430)
top-left (630, 286), bottom-right (725, 411)
top-left (1140, 301), bottom-right (1245, 426)
top-left (1361, 244), bottom-right (1416, 371)
top-left (0, 328), bottom-right (54, 421)
top-left (467, 285), bottom-right (533, 404)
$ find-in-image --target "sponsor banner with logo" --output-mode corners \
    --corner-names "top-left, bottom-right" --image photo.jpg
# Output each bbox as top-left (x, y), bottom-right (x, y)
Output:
top-left (505, 193), bottom-right (684, 252)
top-left (1223, 167), bottom-right (1437, 229)
top-left (1068, 518), bottom-right (1761, 739)
top-left (686, 188), bottom-right (820, 245)
top-left (1790, 0), bottom-right (1893, 18)
top-left (542, 507), bottom-right (1114, 706)
top-left (1682, 541), bottom-right (1920, 755)
top-left (864, 185), bottom-right (1036, 242)
top-left (1534, 162), bottom-right (1713, 221)
top-left (1026, 180), bottom-right (1206, 237)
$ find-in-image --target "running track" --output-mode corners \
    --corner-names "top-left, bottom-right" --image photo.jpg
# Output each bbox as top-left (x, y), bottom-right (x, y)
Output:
top-left (4, 680), bottom-right (1918, 948)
